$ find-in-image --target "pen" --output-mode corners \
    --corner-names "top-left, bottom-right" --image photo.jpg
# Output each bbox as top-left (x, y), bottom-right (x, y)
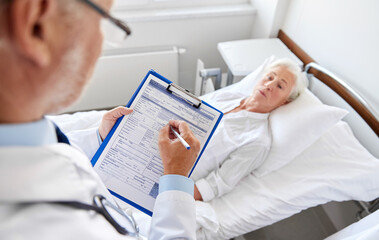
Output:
top-left (170, 125), bottom-right (191, 150)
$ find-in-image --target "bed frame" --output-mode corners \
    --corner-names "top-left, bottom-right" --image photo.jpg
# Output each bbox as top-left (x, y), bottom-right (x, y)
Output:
top-left (278, 29), bottom-right (379, 219)
top-left (278, 30), bottom-right (379, 158)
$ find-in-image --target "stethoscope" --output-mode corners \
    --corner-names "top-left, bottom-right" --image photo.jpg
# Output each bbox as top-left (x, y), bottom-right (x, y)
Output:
top-left (17, 194), bottom-right (140, 238)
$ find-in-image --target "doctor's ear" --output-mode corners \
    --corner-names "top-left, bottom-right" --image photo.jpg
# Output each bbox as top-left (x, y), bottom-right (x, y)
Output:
top-left (9, 0), bottom-right (57, 67)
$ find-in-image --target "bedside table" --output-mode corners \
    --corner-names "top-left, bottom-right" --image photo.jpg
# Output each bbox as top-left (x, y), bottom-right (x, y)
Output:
top-left (218, 38), bottom-right (303, 85)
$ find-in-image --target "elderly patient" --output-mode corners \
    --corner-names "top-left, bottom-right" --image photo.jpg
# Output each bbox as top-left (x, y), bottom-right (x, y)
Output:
top-left (191, 59), bottom-right (307, 202)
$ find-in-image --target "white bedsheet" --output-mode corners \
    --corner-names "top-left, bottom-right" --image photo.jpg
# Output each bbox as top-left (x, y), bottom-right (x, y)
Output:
top-left (195, 121), bottom-right (379, 239)
top-left (48, 110), bottom-right (379, 240)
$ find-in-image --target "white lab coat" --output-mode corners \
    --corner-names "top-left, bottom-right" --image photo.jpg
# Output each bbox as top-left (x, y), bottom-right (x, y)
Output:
top-left (191, 91), bottom-right (271, 201)
top-left (0, 144), bottom-right (195, 240)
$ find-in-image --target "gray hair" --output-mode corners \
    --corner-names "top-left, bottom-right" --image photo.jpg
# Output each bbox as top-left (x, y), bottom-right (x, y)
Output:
top-left (263, 58), bottom-right (308, 101)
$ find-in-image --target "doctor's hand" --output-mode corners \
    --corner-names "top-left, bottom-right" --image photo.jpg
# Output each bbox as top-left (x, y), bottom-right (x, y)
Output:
top-left (194, 185), bottom-right (203, 201)
top-left (158, 120), bottom-right (201, 176)
top-left (99, 106), bottom-right (133, 141)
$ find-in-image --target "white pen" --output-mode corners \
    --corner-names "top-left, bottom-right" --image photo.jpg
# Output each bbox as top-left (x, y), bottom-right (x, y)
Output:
top-left (170, 125), bottom-right (191, 150)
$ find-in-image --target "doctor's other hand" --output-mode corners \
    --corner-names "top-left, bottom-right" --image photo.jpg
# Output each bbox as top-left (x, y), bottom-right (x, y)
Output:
top-left (99, 106), bottom-right (133, 141)
top-left (159, 120), bottom-right (200, 176)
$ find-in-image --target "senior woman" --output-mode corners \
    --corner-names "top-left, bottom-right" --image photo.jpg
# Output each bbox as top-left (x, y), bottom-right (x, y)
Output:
top-left (191, 58), bottom-right (307, 202)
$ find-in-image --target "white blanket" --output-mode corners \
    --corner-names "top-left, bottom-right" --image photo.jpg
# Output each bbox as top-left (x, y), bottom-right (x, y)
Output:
top-left (195, 121), bottom-right (379, 239)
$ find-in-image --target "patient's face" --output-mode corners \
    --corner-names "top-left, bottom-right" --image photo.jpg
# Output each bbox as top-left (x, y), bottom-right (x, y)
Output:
top-left (252, 66), bottom-right (295, 113)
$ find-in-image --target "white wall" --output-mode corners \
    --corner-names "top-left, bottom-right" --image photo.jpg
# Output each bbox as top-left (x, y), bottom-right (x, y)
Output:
top-left (249, 0), bottom-right (289, 38)
top-left (282, 0), bottom-right (379, 112)
top-left (111, 6), bottom-right (256, 93)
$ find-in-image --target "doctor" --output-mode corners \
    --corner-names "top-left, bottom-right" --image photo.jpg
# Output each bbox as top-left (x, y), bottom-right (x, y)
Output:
top-left (0, 0), bottom-right (200, 239)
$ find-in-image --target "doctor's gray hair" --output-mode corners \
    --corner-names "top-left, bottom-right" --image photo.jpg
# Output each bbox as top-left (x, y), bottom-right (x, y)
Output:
top-left (263, 58), bottom-right (308, 102)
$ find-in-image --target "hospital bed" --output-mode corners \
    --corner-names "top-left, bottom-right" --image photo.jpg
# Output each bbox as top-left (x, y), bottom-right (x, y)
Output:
top-left (193, 31), bottom-right (379, 239)
top-left (49, 31), bottom-right (379, 239)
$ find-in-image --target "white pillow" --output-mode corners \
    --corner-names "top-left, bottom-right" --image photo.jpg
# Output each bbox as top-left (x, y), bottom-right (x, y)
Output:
top-left (253, 89), bottom-right (348, 177)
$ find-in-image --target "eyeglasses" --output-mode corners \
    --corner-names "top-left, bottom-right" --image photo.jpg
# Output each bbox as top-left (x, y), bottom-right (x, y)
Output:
top-left (79, 0), bottom-right (132, 46)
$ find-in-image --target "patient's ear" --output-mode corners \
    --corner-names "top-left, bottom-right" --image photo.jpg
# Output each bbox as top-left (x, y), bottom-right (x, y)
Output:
top-left (9, 0), bottom-right (56, 67)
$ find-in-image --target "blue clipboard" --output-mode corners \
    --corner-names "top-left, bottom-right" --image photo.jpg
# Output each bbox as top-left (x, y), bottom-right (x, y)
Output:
top-left (91, 70), bottom-right (223, 216)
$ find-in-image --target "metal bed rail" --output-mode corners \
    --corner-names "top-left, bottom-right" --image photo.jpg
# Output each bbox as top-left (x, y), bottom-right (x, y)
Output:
top-left (305, 62), bottom-right (379, 123)
top-left (304, 62), bottom-right (379, 137)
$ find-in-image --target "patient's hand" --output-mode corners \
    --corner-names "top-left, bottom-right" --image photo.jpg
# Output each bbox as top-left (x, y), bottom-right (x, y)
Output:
top-left (158, 120), bottom-right (200, 176)
top-left (194, 185), bottom-right (203, 201)
top-left (99, 106), bottom-right (133, 141)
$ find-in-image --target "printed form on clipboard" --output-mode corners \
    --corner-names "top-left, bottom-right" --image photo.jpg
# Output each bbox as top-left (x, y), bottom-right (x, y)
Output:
top-left (91, 70), bottom-right (223, 216)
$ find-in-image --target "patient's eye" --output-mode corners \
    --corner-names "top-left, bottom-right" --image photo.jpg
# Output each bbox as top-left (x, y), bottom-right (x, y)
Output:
top-left (267, 75), bottom-right (274, 81)
top-left (278, 84), bottom-right (283, 89)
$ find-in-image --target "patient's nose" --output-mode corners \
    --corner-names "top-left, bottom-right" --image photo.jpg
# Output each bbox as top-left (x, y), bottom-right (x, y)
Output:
top-left (265, 80), bottom-right (276, 91)
top-left (265, 82), bottom-right (273, 91)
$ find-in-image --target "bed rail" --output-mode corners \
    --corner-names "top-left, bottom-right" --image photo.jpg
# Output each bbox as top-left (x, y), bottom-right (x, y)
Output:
top-left (304, 62), bottom-right (379, 137)
top-left (278, 30), bottom-right (379, 137)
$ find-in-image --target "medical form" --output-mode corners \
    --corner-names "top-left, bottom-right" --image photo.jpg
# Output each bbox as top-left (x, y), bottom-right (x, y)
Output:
top-left (91, 70), bottom-right (223, 216)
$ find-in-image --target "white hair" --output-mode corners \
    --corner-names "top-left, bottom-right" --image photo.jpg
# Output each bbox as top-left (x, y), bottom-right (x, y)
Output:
top-left (263, 58), bottom-right (308, 101)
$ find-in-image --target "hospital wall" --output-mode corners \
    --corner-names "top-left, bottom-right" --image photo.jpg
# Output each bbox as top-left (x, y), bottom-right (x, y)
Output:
top-left (281, 0), bottom-right (379, 114)
top-left (111, 5), bottom-right (256, 93)
top-left (281, 0), bottom-right (378, 231)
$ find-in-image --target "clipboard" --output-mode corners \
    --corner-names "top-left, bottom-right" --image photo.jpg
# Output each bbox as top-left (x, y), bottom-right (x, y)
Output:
top-left (91, 70), bottom-right (223, 216)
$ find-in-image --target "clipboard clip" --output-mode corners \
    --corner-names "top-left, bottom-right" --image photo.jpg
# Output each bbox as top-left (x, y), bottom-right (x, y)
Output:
top-left (166, 83), bottom-right (202, 108)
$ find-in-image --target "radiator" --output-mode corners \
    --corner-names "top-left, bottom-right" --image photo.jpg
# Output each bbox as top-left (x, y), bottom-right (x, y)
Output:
top-left (66, 46), bottom-right (180, 112)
